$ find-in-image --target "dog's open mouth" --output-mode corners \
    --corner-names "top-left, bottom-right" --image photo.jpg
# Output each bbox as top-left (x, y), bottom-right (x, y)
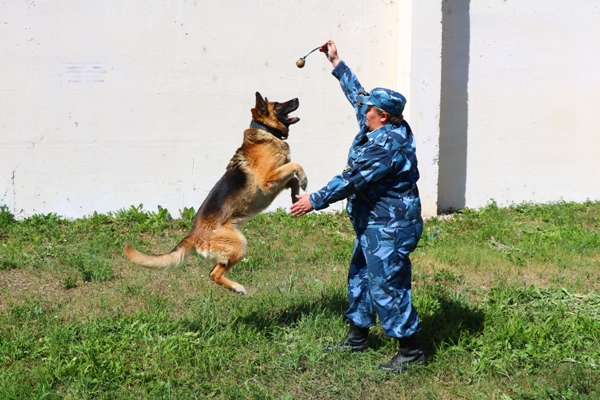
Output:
top-left (279, 99), bottom-right (300, 125)
top-left (283, 114), bottom-right (300, 125)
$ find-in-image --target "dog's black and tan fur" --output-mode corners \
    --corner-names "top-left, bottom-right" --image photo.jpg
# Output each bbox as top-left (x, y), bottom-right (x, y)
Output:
top-left (124, 92), bottom-right (307, 294)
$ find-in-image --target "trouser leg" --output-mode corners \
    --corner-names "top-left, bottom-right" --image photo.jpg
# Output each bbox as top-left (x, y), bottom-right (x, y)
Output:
top-left (344, 237), bottom-right (376, 329)
top-left (361, 226), bottom-right (422, 339)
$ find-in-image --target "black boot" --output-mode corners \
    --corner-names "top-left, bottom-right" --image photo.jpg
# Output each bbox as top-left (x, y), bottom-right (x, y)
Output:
top-left (378, 335), bottom-right (426, 372)
top-left (325, 321), bottom-right (369, 352)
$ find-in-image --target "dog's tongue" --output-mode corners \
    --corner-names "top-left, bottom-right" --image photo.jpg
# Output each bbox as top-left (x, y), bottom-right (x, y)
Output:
top-left (286, 116), bottom-right (300, 125)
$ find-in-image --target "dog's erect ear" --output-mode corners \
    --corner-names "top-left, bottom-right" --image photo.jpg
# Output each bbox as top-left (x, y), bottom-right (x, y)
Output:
top-left (255, 92), bottom-right (268, 114)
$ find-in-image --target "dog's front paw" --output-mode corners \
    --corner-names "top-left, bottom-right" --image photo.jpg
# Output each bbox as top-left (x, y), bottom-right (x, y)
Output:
top-left (296, 168), bottom-right (308, 191)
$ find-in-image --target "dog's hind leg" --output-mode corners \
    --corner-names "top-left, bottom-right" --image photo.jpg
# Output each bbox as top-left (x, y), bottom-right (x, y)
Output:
top-left (207, 225), bottom-right (248, 294)
top-left (210, 262), bottom-right (247, 295)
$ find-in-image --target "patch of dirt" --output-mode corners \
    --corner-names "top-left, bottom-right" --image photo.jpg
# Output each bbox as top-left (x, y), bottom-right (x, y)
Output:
top-left (414, 254), bottom-right (600, 298)
top-left (0, 257), bottom-right (220, 323)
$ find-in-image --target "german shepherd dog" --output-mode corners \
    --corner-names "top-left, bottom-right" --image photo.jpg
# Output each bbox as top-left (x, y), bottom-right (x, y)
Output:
top-left (124, 92), bottom-right (307, 294)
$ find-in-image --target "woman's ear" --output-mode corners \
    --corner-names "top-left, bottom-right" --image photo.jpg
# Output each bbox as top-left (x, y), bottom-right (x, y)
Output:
top-left (380, 111), bottom-right (389, 123)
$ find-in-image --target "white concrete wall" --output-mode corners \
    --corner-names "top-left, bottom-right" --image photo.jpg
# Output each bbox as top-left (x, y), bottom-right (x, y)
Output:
top-left (0, 1), bottom-right (400, 218)
top-left (441, 0), bottom-right (600, 210)
top-left (2, 0), bottom-right (600, 219)
top-left (397, 0), bottom-right (442, 217)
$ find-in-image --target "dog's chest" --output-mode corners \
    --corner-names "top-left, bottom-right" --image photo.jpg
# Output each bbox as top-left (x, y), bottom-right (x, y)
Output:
top-left (246, 141), bottom-right (290, 168)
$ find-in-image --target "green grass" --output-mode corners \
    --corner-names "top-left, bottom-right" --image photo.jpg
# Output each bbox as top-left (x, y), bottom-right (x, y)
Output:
top-left (0, 201), bottom-right (599, 399)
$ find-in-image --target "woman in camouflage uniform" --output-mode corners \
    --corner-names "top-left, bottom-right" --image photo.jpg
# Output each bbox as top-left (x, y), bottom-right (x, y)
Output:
top-left (290, 39), bottom-right (425, 372)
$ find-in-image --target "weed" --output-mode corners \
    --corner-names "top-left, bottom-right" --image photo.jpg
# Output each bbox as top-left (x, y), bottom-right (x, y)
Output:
top-left (61, 275), bottom-right (78, 290)
top-left (0, 247), bottom-right (20, 270)
top-left (62, 252), bottom-right (113, 282)
top-left (0, 205), bottom-right (16, 231)
top-left (179, 206), bottom-right (196, 224)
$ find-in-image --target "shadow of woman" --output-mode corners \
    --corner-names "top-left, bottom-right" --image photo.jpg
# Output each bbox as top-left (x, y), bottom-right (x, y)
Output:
top-left (418, 293), bottom-right (485, 358)
top-left (230, 283), bottom-right (484, 362)
top-left (232, 284), bottom-right (350, 333)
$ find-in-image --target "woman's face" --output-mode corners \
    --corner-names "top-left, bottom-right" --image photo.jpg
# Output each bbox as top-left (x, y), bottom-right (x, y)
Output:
top-left (365, 106), bottom-right (386, 131)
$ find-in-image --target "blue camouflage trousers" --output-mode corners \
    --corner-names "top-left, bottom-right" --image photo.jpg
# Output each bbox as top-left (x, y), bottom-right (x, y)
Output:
top-left (345, 223), bottom-right (423, 338)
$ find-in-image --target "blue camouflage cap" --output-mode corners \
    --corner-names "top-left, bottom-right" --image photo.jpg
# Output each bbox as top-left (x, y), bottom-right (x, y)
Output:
top-left (356, 87), bottom-right (406, 115)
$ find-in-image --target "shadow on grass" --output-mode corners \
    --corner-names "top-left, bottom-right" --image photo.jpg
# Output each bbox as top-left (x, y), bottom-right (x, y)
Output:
top-left (236, 286), bottom-right (350, 332)
top-left (353, 292), bottom-right (485, 355)
top-left (231, 284), bottom-right (484, 361)
top-left (419, 294), bottom-right (485, 358)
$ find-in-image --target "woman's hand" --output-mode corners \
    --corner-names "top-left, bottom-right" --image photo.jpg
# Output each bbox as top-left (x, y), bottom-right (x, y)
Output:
top-left (290, 193), bottom-right (315, 217)
top-left (320, 39), bottom-right (340, 68)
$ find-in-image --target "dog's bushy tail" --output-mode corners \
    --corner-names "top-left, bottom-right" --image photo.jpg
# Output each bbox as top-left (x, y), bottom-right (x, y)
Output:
top-left (124, 236), bottom-right (196, 270)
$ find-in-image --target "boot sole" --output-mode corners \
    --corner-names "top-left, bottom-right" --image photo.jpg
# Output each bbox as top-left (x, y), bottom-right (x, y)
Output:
top-left (378, 355), bottom-right (426, 372)
top-left (324, 344), bottom-right (369, 352)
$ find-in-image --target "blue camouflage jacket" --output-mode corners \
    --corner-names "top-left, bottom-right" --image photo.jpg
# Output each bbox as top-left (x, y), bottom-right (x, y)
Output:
top-left (309, 61), bottom-right (422, 229)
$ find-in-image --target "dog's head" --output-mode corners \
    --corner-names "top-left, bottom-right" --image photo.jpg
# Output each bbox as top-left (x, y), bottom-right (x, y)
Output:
top-left (251, 92), bottom-right (299, 140)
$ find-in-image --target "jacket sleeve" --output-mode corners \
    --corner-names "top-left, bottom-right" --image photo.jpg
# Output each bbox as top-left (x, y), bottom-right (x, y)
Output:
top-left (309, 141), bottom-right (404, 210)
top-left (332, 61), bottom-right (369, 128)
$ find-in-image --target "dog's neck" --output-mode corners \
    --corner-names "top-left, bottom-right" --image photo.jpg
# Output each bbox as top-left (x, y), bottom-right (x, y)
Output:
top-left (250, 119), bottom-right (288, 140)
